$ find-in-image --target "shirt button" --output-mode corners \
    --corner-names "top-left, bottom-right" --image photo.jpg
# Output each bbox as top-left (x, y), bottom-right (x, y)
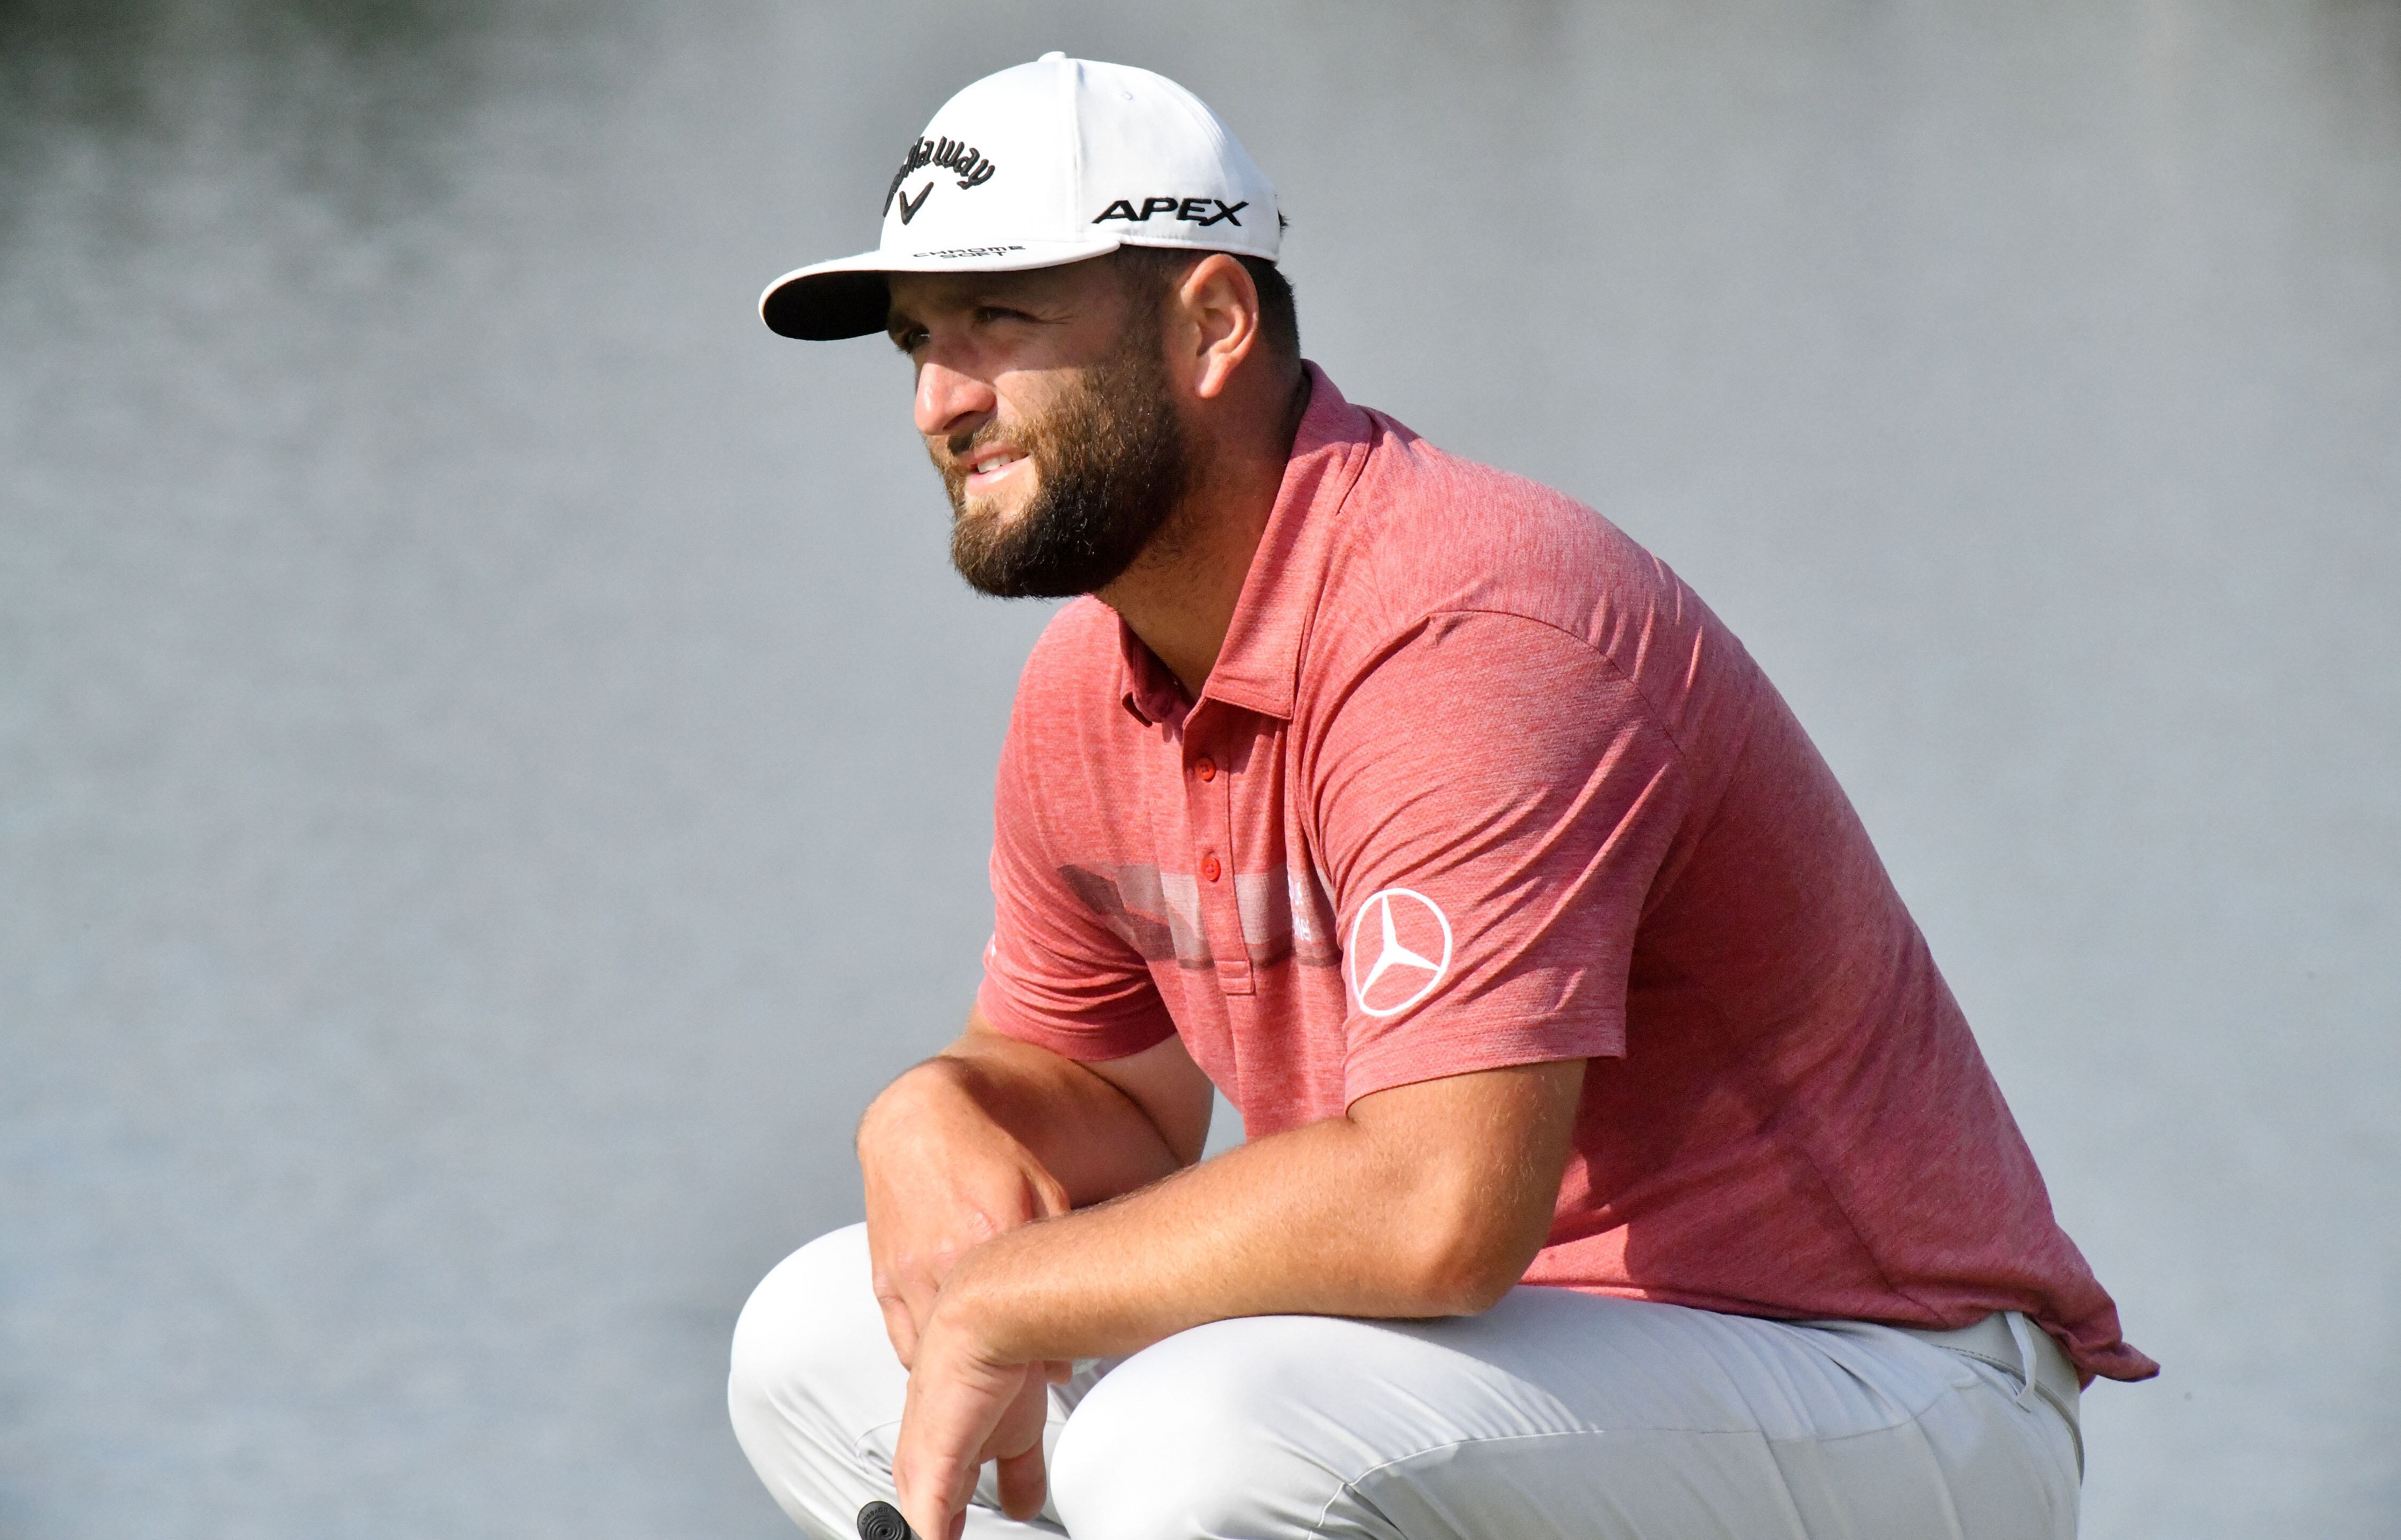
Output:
top-left (1200, 852), bottom-right (1222, 882)
top-left (1195, 755), bottom-right (1217, 782)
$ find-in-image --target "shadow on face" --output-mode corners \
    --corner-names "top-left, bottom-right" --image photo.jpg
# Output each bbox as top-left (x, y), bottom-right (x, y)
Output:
top-left (885, 258), bottom-right (1139, 403)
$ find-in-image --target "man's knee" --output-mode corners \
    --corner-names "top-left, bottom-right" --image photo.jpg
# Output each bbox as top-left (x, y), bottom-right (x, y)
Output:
top-left (727, 1224), bottom-right (894, 1450)
top-left (1053, 1316), bottom-right (1390, 1540)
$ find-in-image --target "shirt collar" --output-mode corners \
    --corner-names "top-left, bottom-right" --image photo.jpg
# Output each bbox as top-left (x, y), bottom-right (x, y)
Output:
top-left (1117, 616), bottom-right (1188, 729)
top-left (1116, 362), bottom-right (1375, 727)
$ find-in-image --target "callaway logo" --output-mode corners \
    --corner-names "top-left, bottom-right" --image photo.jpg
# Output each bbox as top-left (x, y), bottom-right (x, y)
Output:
top-left (884, 134), bottom-right (999, 223)
top-left (1092, 196), bottom-right (1248, 227)
top-left (1345, 889), bottom-right (1453, 1018)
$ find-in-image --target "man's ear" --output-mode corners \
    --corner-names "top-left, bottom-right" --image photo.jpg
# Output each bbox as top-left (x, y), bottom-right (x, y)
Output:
top-left (1174, 252), bottom-right (1262, 401)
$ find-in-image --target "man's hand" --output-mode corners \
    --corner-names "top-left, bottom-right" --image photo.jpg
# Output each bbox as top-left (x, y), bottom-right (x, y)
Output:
top-left (889, 1295), bottom-right (1063, 1540)
top-left (853, 1017), bottom-right (1212, 1531)
top-left (860, 1065), bottom-right (1072, 1368)
top-left (857, 1016), bottom-right (1212, 1366)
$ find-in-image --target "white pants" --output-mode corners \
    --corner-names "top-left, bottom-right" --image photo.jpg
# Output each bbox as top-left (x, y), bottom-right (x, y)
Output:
top-left (729, 1225), bottom-right (2081, 1539)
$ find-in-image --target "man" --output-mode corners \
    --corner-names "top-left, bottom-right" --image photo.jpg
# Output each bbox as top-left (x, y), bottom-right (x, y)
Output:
top-left (730, 53), bottom-right (2154, 1540)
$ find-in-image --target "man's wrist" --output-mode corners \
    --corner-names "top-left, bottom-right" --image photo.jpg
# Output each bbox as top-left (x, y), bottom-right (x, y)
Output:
top-left (926, 1245), bottom-right (1018, 1367)
top-left (857, 1056), bottom-right (979, 1152)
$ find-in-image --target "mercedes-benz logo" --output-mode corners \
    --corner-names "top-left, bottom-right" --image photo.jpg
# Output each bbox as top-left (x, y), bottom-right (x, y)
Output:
top-left (1345, 888), bottom-right (1453, 1018)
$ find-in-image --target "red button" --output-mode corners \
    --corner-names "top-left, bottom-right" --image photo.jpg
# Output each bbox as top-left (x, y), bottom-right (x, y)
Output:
top-left (1195, 755), bottom-right (1217, 782)
top-left (1200, 853), bottom-right (1222, 882)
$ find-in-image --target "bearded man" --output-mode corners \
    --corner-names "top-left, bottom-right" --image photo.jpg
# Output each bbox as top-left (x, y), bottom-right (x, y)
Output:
top-left (728, 53), bottom-right (2154, 1540)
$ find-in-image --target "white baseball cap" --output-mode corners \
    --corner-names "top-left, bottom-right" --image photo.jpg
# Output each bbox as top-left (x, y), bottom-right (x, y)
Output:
top-left (760, 53), bottom-right (1279, 340)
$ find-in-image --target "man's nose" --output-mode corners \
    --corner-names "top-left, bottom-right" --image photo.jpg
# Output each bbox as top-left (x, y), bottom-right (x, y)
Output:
top-left (913, 357), bottom-right (996, 439)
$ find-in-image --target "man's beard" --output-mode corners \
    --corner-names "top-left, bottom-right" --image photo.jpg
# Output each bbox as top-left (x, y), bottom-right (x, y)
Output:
top-left (938, 334), bottom-right (1195, 600)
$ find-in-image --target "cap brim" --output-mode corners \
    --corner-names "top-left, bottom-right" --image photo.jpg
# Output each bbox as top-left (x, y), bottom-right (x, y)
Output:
top-left (759, 237), bottom-right (1125, 340)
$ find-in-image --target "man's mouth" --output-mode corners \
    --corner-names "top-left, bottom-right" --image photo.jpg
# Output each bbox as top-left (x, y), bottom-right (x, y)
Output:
top-left (963, 448), bottom-right (1028, 495)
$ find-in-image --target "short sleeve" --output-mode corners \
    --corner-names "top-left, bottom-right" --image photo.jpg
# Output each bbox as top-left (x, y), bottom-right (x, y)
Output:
top-left (976, 695), bottom-right (1179, 1063)
top-left (1313, 611), bottom-right (1690, 1104)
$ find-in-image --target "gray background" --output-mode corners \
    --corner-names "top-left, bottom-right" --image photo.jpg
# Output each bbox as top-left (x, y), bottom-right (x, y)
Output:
top-left (3, 1), bottom-right (2395, 1536)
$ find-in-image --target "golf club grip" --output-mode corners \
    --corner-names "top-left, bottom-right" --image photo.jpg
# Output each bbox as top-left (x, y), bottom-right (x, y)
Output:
top-left (857, 1499), bottom-right (920, 1540)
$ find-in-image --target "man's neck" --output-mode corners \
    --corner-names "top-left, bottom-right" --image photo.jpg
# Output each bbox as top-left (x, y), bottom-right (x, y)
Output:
top-left (1100, 367), bottom-right (1311, 699)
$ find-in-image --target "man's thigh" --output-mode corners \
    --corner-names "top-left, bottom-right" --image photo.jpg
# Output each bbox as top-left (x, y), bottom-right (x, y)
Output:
top-left (1050, 1287), bottom-right (2080, 1540)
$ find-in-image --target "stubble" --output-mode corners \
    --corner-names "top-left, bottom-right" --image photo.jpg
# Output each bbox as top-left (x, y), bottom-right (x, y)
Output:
top-left (937, 317), bottom-right (1196, 600)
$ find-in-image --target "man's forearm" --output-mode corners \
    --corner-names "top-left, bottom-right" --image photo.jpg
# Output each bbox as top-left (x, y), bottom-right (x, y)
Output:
top-left (934, 1060), bottom-right (1584, 1366)
top-left (884, 1060), bottom-right (1584, 1538)
top-left (863, 1026), bottom-right (1190, 1209)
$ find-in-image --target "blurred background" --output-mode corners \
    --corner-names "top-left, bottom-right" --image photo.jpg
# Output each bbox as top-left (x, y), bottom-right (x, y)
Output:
top-left (3, 1), bottom-right (2395, 1535)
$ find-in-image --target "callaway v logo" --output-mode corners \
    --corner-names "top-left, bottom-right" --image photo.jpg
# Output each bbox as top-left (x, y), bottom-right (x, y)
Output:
top-left (1345, 889), bottom-right (1452, 1018)
top-left (1092, 196), bottom-right (1248, 227)
top-left (884, 134), bottom-right (999, 224)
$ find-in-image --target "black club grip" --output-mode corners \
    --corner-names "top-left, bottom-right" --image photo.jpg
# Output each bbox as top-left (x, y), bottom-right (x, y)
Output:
top-left (857, 1499), bottom-right (920, 1540)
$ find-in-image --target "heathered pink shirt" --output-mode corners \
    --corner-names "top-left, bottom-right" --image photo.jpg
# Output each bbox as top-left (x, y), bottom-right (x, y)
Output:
top-left (978, 365), bottom-right (2155, 1384)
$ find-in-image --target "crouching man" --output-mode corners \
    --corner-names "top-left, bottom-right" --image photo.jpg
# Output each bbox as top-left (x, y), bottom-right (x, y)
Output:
top-left (728, 53), bottom-right (2154, 1540)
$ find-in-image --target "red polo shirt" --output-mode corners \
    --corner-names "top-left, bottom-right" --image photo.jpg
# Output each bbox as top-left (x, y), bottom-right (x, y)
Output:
top-left (977, 365), bottom-right (2155, 1383)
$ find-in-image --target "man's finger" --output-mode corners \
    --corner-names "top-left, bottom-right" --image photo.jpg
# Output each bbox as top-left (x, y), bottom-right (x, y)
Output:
top-left (899, 1274), bottom-right (941, 1358)
top-left (894, 1331), bottom-right (1030, 1540)
top-left (979, 1367), bottom-right (1050, 1463)
top-left (995, 1446), bottom-right (1048, 1521)
top-left (873, 1292), bottom-right (920, 1369)
top-left (984, 1366), bottom-right (1052, 1519)
top-left (894, 1447), bottom-right (976, 1540)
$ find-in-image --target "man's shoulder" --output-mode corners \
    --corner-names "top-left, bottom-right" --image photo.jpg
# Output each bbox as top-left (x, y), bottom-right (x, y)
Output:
top-left (1318, 410), bottom-right (1707, 671)
top-left (1013, 596), bottom-right (1124, 704)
